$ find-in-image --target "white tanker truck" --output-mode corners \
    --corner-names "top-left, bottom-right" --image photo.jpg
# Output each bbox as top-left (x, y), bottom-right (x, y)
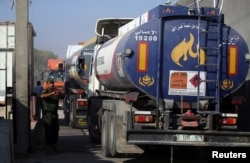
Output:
top-left (63, 39), bottom-right (96, 128)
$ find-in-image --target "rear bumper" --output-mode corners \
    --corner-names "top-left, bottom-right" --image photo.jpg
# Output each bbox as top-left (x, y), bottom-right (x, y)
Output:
top-left (127, 129), bottom-right (250, 147)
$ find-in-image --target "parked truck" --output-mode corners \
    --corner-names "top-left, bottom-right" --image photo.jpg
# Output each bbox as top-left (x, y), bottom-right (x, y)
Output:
top-left (87, 2), bottom-right (250, 158)
top-left (0, 21), bottom-right (35, 116)
top-left (64, 40), bottom-right (95, 128)
top-left (0, 22), bottom-right (15, 108)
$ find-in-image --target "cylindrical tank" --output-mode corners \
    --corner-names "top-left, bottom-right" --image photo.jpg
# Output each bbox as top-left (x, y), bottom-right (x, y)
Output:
top-left (65, 38), bottom-right (96, 90)
top-left (65, 49), bottom-right (84, 89)
top-left (95, 6), bottom-right (249, 102)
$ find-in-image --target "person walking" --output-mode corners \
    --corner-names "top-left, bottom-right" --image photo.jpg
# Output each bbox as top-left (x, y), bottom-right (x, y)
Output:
top-left (32, 81), bottom-right (43, 120)
top-left (41, 79), bottom-right (60, 153)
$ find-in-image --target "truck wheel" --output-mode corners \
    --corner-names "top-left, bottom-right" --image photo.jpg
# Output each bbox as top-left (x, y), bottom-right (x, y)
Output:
top-left (70, 98), bottom-right (76, 129)
top-left (102, 111), bottom-right (111, 157)
top-left (88, 115), bottom-right (95, 143)
top-left (88, 101), bottom-right (95, 143)
top-left (64, 111), bottom-right (70, 125)
top-left (88, 99), bottom-right (101, 144)
top-left (109, 110), bottom-right (118, 157)
top-left (88, 115), bottom-right (100, 144)
top-left (70, 121), bottom-right (76, 128)
top-left (64, 96), bottom-right (70, 125)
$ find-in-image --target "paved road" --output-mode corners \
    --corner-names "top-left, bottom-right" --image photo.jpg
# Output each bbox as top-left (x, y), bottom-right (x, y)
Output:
top-left (13, 108), bottom-right (210, 163)
top-left (1, 107), bottom-right (248, 163)
top-left (14, 121), bottom-right (209, 163)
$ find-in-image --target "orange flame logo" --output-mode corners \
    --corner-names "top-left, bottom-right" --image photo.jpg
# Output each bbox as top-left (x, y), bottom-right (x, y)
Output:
top-left (171, 33), bottom-right (206, 67)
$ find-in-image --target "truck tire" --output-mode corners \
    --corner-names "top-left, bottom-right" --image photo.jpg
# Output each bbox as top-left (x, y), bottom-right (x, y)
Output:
top-left (88, 97), bottom-right (101, 144)
top-left (101, 111), bottom-right (111, 157)
top-left (109, 110), bottom-right (118, 157)
top-left (88, 115), bottom-right (100, 144)
top-left (70, 96), bottom-right (76, 129)
top-left (64, 111), bottom-right (70, 125)
top-left (64, 96), bottom-right (70, 125)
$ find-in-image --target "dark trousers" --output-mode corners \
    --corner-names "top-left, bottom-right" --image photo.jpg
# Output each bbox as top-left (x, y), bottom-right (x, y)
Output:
top-left (43, 112), bottom-right (59, 145)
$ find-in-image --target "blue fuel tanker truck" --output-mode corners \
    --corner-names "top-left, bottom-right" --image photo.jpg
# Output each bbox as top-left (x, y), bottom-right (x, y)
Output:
top-left (87, 2), bottom-right (250, 158)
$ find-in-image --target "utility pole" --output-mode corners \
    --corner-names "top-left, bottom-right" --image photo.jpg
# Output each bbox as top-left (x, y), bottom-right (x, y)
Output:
top-left (14, 0), bottom-right (30, 153)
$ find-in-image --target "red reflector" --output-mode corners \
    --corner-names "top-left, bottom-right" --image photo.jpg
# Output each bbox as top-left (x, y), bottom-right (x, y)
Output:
top-left (76, 89), bottom-right (84, 94)
top-left (182, 102), bottom-right (191, 109)
top-left (231, 96), bottom-right (245, 105)
top-left (134, 115), bottom-right (154, 123)
top-left (77, 100), bottom-right (88, 106)
top-left (219, 117), bottom-right (237, 125)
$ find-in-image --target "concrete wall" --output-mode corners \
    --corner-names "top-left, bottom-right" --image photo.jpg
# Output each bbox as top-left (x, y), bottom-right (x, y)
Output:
top-left (177, 0), bottom-right (250, 51)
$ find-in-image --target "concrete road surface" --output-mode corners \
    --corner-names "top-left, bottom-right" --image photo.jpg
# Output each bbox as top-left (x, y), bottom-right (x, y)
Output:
top-left (11, 108), bottom-right (250, 163)
top-left (13, 108), bottom-right (209, 163)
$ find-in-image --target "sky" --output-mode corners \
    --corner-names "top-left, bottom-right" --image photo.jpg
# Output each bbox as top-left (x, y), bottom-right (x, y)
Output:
top-left (0, 0), bottom-right (177, 59)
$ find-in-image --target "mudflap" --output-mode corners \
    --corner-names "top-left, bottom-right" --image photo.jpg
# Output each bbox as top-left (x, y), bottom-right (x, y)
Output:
top-left (88, 97), bottom-right (102, 144)
top-left (115, 114), bottom-right (144, 155)
top-left (71, 116), bottom-right (88, 129)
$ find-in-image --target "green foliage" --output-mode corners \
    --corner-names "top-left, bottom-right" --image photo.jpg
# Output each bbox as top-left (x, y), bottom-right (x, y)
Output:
top-left (33, 49), bottom-right (58, 83)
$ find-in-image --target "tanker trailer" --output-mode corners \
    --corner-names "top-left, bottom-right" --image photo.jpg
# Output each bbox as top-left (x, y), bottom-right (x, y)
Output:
top-left (87, 2), bottom-right (250, 158)
top-left (64, 38), bottom-right (96, 128)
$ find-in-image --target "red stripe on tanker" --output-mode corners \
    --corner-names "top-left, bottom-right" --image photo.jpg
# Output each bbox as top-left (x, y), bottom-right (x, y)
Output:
top-left (95, 36), bottom-right (124, 81)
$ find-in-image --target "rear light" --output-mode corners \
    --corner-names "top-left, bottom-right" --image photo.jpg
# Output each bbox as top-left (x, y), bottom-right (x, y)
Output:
top-left (76, 89), bottom-right (84, 94)
top-left (77, 100), bottom-right (88, 106)
top-left (134, 115), bottom-right (154, 123)
top-left (176, 101), bottom-right (191, 109)
top-left (182, 102), bottom-right (191, 109)
top-left (219, 114), bottom-right (237, 125)
top-left (219, 117), bottom-right (237, 125)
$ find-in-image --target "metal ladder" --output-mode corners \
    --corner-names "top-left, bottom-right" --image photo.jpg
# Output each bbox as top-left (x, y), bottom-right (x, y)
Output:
top-left (196, 0), bottom-right (223, 112)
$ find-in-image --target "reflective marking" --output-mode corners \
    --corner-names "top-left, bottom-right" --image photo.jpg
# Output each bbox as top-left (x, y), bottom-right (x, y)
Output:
top-left (228, 46), bottom-right (238, 76)
top-left (137, 42), bottom-right (148, 72)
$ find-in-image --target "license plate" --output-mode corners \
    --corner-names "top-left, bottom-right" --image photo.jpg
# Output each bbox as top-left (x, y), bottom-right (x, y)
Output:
top-left (176, 134), bottom-right (204, 142)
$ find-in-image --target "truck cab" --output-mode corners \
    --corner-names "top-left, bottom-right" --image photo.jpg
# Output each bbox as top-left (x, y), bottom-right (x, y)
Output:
top-left (41, 59), bottom-right (65, 92)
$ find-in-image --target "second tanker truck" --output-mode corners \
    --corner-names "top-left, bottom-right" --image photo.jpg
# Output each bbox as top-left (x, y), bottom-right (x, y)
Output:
top-left (64, 39), bottom-right (96, 128)
top-left (86, 1), bottom-right (250, 159)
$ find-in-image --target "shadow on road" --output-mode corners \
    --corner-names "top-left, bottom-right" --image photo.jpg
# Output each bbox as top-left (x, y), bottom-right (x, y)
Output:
top-left (14, 116), bottom-right (114, 163)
